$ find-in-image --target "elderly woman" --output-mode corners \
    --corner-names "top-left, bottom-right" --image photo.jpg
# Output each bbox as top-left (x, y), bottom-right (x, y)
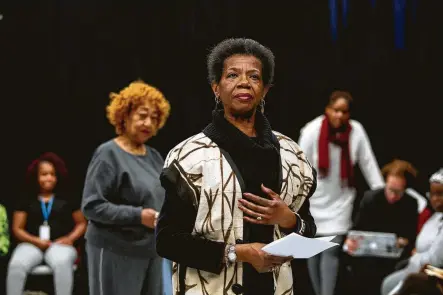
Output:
top-left (156, 38), bottom-right (317, 295)
top-left (298, 90), bottom-right (384, 295)
top-left (381, 168), bottom-right (443, 295)
top-left (81, 81), bottom-right (171, 295)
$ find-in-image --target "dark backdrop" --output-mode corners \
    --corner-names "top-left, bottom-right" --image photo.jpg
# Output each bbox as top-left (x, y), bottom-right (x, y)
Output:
top-left (1, 0), bottom-right (442, 207)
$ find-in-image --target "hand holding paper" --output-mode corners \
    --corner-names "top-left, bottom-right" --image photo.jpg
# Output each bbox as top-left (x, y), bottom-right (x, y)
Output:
top-left (262, 233), bottom-right (339, 259)
top-left (236, 243), bottom-right (292, 273)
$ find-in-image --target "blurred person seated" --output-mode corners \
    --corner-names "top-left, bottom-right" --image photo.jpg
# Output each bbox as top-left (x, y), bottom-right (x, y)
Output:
top-left (0, 203), bottom-right (10, 255)
top-left (6, 152), bottom-right (87, 295)
top-left (382, 168), bottom-right (443, 295)
top-left (1, 203), bottom-right (11, 294)
top-left (390, 264), bottom-right (443, 295)
top-left (343, 159), bottom-right (419, 295)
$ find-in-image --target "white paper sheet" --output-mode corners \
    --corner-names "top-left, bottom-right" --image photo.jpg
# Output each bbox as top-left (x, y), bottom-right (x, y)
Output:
top-left (314, 236), bottom-right (336, 242)
top-left (262, 233), bottom-right (339, 258)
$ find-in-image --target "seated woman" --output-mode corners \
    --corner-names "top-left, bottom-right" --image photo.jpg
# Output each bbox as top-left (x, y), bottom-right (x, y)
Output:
top-left (343, 159), bottom-right (419, 295)
top-left (382, 168), bottom-right (443, 295)
top-left (0, 203), bottom-right (10, 294)
top-left (0, 203), bottom-right (9, 257)
top-left (7, 152), bottom-right (87, 295)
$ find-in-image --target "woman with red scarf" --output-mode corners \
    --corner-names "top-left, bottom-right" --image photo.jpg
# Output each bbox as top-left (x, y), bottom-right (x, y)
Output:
top-left (298, 90), bottom-right (384, 295)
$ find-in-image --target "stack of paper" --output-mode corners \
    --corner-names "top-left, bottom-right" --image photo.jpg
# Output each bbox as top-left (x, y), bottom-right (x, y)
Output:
top-left (262, 233), bottom-right (339, 258)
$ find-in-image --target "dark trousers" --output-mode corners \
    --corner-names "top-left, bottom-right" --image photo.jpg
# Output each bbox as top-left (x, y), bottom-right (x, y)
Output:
top-left (86, 242), bottom-right (164, 295)
top-left (0, 255), bottom-right (8, 295)
top-left (345, 255), bottom-right (397, 295)
top-left (292, 259), bottom-right (316, 295)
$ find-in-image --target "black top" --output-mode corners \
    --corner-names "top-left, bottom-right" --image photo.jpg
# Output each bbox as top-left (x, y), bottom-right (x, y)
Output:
top-left (15, 196), bottom-right (77, 241)
top-left (353, 188), bottom-right (418, 256)
top-left (205, 110), bottom-right (281, 294)
top-left (156, 110), bottom-right (316, 295)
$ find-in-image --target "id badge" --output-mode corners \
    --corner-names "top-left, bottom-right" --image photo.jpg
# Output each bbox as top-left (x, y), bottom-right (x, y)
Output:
top-left (39, 224), bottom-right (51, 241)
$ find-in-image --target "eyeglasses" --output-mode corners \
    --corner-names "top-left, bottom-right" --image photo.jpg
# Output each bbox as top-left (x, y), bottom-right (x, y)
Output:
top-left (387, 187), bottom-right (405, 196)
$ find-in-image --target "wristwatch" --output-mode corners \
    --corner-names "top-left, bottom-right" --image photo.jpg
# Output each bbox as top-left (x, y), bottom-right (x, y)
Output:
top-left (225, 244), bottom-right (237, 266)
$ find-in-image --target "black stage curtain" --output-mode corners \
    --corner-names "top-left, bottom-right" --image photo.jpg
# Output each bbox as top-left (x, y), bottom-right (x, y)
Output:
top-left (1, 0), bottom-right (442, 212)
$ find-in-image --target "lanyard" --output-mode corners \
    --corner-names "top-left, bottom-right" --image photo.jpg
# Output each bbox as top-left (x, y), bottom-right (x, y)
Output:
top-left (39, 196), bottom-right (54, 224)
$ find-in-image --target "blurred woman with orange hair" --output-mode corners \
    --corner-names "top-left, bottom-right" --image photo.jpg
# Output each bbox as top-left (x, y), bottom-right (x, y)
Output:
top-left (81, 81), bottom-right (171, 295)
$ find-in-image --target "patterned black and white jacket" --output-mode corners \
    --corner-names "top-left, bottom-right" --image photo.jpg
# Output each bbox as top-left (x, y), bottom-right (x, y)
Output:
top-left (156, 114), bottom-right (317, 295)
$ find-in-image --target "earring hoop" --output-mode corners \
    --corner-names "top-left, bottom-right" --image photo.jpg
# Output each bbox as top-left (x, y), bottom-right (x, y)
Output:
top-left (260, 99), bottom-right (265, 113)
top-left (214, 96), bottom-right (221, 110)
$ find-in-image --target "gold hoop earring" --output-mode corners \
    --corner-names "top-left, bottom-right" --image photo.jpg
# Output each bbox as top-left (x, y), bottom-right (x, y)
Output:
top-left (214, 96), bottom-right (221, 110)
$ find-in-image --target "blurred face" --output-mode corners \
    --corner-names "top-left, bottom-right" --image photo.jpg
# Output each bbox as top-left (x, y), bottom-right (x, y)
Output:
top-left (325, 97), bottom-right (350, 129)
top-left (212, 54), bottom-right (269, 119)
top-left (124, 101), bottom-right (159, 144)
top-left (384, 175), bottom-right (406, 204)
top-left (38, 161), bottom-right (57, 193)
top-left (429, 182), bottom-right (443, 212)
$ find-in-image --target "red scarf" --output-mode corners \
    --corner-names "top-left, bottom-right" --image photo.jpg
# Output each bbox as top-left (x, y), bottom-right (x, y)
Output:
top-left (318, 116), bottom-right (354, 187)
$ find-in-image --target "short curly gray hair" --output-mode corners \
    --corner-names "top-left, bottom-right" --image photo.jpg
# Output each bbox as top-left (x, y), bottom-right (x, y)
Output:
top-left (207, 38), bottom-right (275, 86)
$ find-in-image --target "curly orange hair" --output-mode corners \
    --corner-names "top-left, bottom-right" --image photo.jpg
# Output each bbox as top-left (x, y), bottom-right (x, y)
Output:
top-left (106, 80), bottom-right (171, 135)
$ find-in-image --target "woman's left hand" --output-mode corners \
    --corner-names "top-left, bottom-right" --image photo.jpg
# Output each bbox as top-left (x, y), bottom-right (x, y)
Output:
top-left (239, 184), bottom-right (296, 228)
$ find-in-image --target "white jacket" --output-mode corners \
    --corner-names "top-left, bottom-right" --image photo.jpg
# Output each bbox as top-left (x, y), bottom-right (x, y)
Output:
top-left (298, 115), bottom-right (384, 235)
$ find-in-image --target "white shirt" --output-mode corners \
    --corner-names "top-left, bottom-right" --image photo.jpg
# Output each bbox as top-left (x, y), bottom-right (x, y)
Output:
top-left (408, 212), bottom-right (443, 271)
top-left (298, 115), bottom-right (384, 235)
top-left (388, 213), bottom-right (443, 295)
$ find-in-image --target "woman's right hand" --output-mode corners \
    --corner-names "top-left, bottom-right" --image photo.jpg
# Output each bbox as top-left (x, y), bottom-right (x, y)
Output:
top-left (35, 238), bottom-right (51, 250)
top-left (344, 238), bottom-right (359, 254)
top-left (141, 208), bottom-right (158, 229)
top-left (236, 243), bottom-right (292, 273)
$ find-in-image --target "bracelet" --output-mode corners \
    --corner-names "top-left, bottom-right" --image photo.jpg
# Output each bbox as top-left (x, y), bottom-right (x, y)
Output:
top-left (154, 212), bottom-right (160, 226)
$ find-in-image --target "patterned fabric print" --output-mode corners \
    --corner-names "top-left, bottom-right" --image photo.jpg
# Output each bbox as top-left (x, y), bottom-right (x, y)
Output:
top-left (0, 204), bottom-right (10, 256)
top-left (164, 132), bottom-right (315, 295)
